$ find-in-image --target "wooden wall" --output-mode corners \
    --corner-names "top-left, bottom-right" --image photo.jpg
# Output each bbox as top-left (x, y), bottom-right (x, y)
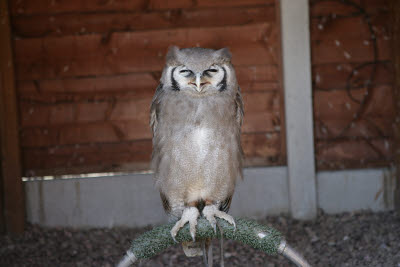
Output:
top-left (10, 0), bottom-right (395, 176)
top-left (10, 0), bottom-right (284, 176)
top-left (310, 0), bottom-right (395, 169)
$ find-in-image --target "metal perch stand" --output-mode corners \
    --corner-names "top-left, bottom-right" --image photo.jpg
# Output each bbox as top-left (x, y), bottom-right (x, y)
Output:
top-left (117, 217), bottom-right (311, 267)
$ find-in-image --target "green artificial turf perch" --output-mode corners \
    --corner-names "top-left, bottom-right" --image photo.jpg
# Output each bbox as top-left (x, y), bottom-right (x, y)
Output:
top-left (117, 217), bottom-right (311, 267)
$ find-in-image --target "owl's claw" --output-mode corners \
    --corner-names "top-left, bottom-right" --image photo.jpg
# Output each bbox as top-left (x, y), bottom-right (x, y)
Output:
top-left (171, 207), bottom-right (200, 242)
top-left (203, 205), bottom-right (236, 234)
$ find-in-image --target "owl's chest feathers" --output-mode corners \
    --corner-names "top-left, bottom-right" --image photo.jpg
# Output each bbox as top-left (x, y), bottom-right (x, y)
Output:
top-left (161, 94), bottom-right (236, 152)
top-left (154, 94), bottom-right (240, 203)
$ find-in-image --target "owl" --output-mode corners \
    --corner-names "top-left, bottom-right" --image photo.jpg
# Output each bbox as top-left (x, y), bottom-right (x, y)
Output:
top-left (150, 46), bottom-right (243, 261)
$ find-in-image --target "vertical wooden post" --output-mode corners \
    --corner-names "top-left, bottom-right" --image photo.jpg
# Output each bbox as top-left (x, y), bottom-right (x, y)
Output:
top-left (0, 145), bottom-right (4, 233)
top-left (391, 0), bottom-right (400, 211)
top-left (280, 0), bottom-right (317, 219)
top-left (0, 0), bottom-right (25, 233)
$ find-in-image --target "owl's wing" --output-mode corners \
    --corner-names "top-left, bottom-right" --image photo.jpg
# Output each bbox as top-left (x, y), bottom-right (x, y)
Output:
top-left (235, 87), bottom-right (244, 127)
top-left (159, 191), bottom-right (171, 213)
top-left (219, 195), bottom-right (233, 212)
top-left (150, 83), bottom-right (164, 135)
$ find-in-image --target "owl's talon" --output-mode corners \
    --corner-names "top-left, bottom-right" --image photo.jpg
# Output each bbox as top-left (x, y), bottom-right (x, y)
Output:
top-left (190, 232), bottom-right (196, 242)
top-left (212, 224), bottom-right (217, 234)
top-left (170, 207), bottom-right (200, 242)
top-left (203, 205), bottom-right (235, 234)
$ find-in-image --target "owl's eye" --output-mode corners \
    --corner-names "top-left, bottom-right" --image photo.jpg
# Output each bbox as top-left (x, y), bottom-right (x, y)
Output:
top-left (179, 70), bottom-right (194, 77)
top-left (179, 70), bottom-right (191, 73)
top-left (206, 69), bottom-right (218, 73)
top-left (203, 68), bottom-right (218, 77)
top-left (179, 69), bottom-right (193, 77)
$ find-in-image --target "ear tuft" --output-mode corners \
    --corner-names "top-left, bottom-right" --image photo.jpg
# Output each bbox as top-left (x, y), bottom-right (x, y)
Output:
top-left (215, 47), bottom-right (232, 61)
top-left (166, 46), bottom-right (180, 65)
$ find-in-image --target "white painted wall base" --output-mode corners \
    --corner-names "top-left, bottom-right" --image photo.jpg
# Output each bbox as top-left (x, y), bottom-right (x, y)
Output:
top-left (317, 168), bottom-right (395, 213)
top-left (24, 167), bottom-right (395, 228)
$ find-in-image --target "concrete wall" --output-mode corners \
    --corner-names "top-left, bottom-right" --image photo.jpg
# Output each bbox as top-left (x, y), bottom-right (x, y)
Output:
top-left (24, 167), bottom-right (395, 228)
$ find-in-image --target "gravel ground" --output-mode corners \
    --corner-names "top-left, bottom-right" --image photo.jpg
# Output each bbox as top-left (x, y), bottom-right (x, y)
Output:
top-left (1, 211), bottom-right (399, 267)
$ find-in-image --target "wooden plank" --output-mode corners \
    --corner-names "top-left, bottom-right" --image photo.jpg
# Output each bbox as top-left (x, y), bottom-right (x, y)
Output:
top-left (312, 62), bottom-right (393, 91)
top-left (20, 116), bottom-right (281, 148)
top-left (18, 72), bottom-right (159, 94)
top-left (282, 0), bottom-right (317, 219)
top-left (311, 0), bottom-right (390, 17)
top-left (0, 157), bottom-right (3, 233)
top-left (19, 97), bottom-right (151, 127)
top-left (19, 105), bottom-right (279, 134)
top-left (314, 85), bottom-right (395, 119)
top-left (16, 65), bottom-right (279, 102)
top-left (19, 91), bottom-right (279, 126)
top-left (17, 81), bottom-right (279, 105)
top-left (316, 138), bottom-right (393, 169)
top-left (312, 37), bottom-right (391, 64)
top-left (310, 0), bottom-right (362, 17)
top-left (14, 23), bottom-right (278, 80)
top-left (237, 65), bottom-right (279, 83)
top-left (361, 0), bottom-right (390, 14)
top-left (10, 0), bottom-right (274, 15)
top-left (314, 117), bottom-right (393, 139)
top-left (11, 6), bottom-right (275, 37)
top-left (242, 132), bottom-right (281, 161)
top-left (311, 15), bottom-right (390, 41)
top-left (21, 121), bottom-right (152, 147)
top-left (0, 0), bottom-right (25, 233)
top-left (22, 140), bottom-right (153, 176)
top-left (22, 131), bottom-right (281, 176)
top-left (19, 91), bottom-right (280, 148)
top-left (20, 91), bottom-right (280, 128)
top-left (274, 0), bottom-right (287, 165)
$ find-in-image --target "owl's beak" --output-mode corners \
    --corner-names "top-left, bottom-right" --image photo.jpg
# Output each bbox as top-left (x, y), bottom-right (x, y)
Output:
top-left (195, 73), bottom-right (202, 92)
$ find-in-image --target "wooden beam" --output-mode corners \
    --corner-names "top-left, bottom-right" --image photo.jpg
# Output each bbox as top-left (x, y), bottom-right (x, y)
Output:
top-left (280, 0), bottom-right (317, 219)
top-left (0, 0), bottom-right (25, 233)
top-left (391, 0), bottom-right (400, 211)
top-left (0, 143), bottom-right (4, 233)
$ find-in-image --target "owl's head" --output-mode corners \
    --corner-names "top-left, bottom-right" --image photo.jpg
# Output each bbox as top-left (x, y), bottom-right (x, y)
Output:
top-left (160, 46), bottom-right (238, 96)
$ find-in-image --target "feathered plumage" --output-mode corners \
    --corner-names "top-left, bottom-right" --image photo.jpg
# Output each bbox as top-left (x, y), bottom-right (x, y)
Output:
top-left (150, 46), bottom-right (243, 263)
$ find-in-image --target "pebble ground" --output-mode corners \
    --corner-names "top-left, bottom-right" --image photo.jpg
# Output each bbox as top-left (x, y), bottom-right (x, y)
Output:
top-left (1, 211), bottom-right (399, 267)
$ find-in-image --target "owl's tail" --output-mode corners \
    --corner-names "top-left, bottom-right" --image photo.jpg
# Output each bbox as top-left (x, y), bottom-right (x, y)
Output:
top-left (182, 239), bottom-right (209, 256)
top-left (182, 239), bottom-right (213, 266)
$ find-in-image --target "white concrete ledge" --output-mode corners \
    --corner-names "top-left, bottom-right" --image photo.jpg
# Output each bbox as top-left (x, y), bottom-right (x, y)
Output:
top-left (25, 167), bottom-right (289, 228)
top-left (317, 168), bottom-right (395, 213)
top-left (25, 167), bottom-right (394, 228)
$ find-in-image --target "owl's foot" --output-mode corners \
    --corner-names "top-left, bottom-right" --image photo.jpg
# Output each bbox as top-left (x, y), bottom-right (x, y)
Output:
top-left (171, 207), bottom-right (200, 243)
top-left (202, 205), bottom-right (236, 233)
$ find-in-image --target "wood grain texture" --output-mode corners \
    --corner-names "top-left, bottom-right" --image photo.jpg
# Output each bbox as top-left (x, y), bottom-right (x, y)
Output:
top-left (314, 85), bottom-right (395, 119)
top-left (16, 65), bottom-right (279, 98)
top-left (10, 0), bottom-right (275, 15)
top-left (316, 138), bottom-right (392, 170)
top-left (0, 0), bottom-right (25, 233)
top-left (11, 6), bottom-right (276, 37)
top-left (14, 23), bottom-right (278, 80)
top-left (311, 0), bottom-right (395, 169)
top-left (312, 62), bottom-right (393, 90)
top-left (12, 1), bottom-right (284, 176)
top-left (19, 91), bottom-right (280, 148)
top-left (22, 132), bottom-right (281, 176)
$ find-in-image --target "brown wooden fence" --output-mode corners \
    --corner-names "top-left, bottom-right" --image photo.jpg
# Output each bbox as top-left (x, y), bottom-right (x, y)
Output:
top-left (310, 0), bottom-right (395, 169)
top-left (10, 0), bottom-right (285, 176)
top-left (7, 0), bottom-right (396, 177)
